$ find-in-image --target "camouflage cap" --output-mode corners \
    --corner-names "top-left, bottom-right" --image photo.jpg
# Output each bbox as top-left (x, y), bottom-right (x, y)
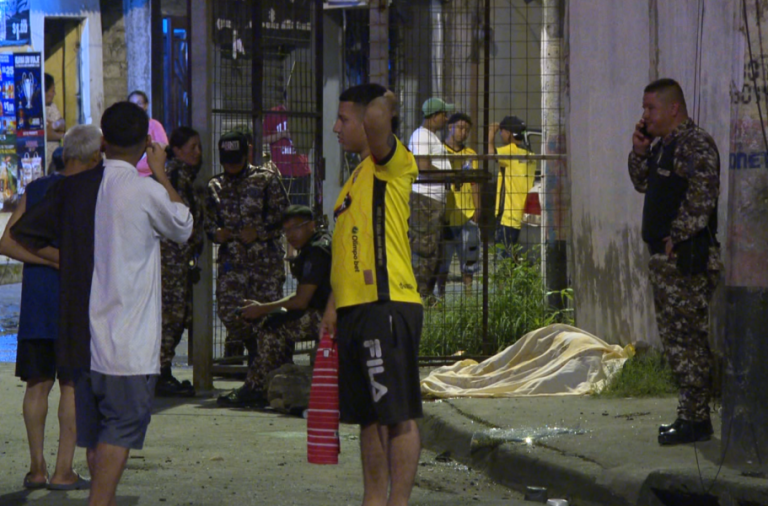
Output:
top-left (218, 131), bottom-right (248, 164)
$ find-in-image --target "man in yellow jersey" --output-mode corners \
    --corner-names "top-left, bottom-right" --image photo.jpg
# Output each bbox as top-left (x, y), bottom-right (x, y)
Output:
top-left (322, 83), bottom-right (423, 506)
top-left (489, 116), bottom-right (536, 257)
top-left (439, 113), bottom-right (480, 296)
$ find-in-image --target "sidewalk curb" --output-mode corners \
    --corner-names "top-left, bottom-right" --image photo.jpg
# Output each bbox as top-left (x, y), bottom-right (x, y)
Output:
top-left (419, 402), bottom-right (633, 506)
top-left (636, 469), bottom-right (768, 506)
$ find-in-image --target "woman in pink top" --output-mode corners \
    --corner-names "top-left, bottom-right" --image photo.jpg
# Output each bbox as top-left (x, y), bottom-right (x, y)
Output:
top-left (128, 90), bottom-right (169, 176)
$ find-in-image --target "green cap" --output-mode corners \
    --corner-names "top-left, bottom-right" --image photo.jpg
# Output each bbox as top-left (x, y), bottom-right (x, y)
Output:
top-left (422, 97), bottom-right (455, 117)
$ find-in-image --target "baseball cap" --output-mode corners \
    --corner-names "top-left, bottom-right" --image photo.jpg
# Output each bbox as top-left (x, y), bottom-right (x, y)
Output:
top-left (447, 112), bottom-right (472, 125)
top-left (422, 97), bottom-right (455, 117)
top-left (499, 116), bottom-right (526, 134)
top-left (218, 131), bottom-right (248, 164)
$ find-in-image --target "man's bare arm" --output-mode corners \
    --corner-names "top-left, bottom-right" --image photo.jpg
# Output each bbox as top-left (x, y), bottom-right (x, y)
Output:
top-left (364, 91), bottom-right (397, 161)
top-left (0, 194), bottom-right (58, 267)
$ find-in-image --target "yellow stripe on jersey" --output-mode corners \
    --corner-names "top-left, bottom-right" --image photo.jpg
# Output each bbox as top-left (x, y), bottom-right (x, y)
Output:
top-left (331, 137), bottom-right (422, 309)
top-left (445, 144), bottom-right (479, 228)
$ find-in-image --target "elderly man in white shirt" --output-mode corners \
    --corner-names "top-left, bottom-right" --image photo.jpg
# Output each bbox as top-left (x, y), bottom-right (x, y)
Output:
top-left (78, 101), bottom-right (192, 506)
top-left (408, 97), bottom-right (454, 301)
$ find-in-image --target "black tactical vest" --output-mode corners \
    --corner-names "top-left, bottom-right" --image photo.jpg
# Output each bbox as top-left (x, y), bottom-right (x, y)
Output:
top-left (641, 138), bottom-right (718, 274)
top-left (642, 139), bottom-right (688, 250)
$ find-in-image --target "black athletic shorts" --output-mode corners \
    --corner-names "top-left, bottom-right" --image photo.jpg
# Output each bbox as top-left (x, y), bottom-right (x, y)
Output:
top-left (15, 339), bottom-right (72, 382)
top-left (336, 301), bottom-right (423, 426)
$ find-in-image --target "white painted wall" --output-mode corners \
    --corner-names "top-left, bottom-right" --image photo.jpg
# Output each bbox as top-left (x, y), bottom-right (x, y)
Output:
top-left (567, 0), bottom-right (738, 346)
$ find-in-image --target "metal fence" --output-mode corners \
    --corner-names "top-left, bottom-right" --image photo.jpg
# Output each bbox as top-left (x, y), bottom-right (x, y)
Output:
top-left (204, 0), bottom-right (568, 368)
top-left (209, 0), bottom-right (323, 366)
top-left (355, 0), bottom-right (570, 360)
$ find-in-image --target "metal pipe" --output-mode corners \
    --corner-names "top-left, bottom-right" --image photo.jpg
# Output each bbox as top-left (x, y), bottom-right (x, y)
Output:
top-left (481, 0), bottom-right (491, 356)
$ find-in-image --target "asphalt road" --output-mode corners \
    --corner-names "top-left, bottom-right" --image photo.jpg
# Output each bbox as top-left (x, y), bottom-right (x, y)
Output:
top-left (0, 366), bottom-right (537, 505)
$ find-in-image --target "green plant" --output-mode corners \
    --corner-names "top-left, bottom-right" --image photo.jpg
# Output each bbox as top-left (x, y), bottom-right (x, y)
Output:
top-left (598, 351), bottom-right (678, 398)
top-left (419, 245), bottom-right (573, 357)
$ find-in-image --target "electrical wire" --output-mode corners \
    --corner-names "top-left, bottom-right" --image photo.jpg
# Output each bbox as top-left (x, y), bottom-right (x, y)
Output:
top-left (693, 411), bottom-right (733, 495)
top-left (693, 0), bottom-right (704, 123)
top-left (754, 0), bottom-right (768, 152)
top-left (743, 0), bottom-right (768, 152)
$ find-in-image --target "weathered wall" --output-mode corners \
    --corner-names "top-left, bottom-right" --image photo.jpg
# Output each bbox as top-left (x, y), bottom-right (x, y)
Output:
top-left (567, 0), bottom-right (737, 346)
top-left (101, 0), bottom-right (127, 108)
top-left (101, 0), bottom-right (154, 109)
top-left (124, 0), bottom-right (153, 104)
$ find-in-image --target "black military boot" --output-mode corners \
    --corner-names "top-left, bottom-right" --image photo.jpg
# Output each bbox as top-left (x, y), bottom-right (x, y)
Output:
top-left (658, 418), bottom-right (684, 434)
top-left (216, 386), bottom-right (267, 408)
top-left (658, 418), bottom-right (713, 445)
top-left (156, 366), bottom-right (195, 397)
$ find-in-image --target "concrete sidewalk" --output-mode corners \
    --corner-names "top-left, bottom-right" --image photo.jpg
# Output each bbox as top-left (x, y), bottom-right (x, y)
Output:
top-left (418, 395), bottom-right (768, 506)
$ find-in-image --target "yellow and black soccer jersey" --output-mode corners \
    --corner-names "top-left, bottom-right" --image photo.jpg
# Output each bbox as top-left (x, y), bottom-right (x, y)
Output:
top-left (331, 137), bottom-right (422, 309)
top-left (495, 142), bottom-right (536, 228)
top-left (445, 144), bottom-right (479, 228)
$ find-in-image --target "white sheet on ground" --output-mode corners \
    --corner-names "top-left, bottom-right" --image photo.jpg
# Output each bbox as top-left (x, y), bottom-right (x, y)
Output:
top-left (420, 324), bottom-right (632, 398)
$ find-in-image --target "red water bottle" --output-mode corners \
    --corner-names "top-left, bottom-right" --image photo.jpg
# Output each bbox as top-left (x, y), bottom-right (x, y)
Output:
top-left (307, 331), bottom-right (340, 464)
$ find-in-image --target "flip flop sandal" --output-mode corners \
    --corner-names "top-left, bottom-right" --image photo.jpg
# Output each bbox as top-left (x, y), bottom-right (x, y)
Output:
top-left (47, 473), bottom-right (90, 491)
top-left (23, 473), bottom-right (48, 490)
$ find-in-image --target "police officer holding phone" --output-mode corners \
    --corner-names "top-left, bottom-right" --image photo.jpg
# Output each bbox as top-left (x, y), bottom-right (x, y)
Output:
top-left (628, 78), bottom-right (722, 446)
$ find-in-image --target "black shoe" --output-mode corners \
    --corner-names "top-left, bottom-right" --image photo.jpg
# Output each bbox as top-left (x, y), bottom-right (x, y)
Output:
top-left (216, 386), bottom-right (266, 408)
top-left (658, 419), bottom-right (713, 445)
top-left (658, 418), bottom-right (684, 434)
top-left (155, 375), bottom-right (196, 398)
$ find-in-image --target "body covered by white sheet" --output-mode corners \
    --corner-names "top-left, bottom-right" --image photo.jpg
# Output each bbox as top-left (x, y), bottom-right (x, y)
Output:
top-left (420, 324), bottom-right (632, 398)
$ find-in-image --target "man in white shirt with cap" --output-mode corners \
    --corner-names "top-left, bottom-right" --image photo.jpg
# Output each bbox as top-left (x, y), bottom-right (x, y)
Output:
top-left (408, 97), bottom-right (454, 301)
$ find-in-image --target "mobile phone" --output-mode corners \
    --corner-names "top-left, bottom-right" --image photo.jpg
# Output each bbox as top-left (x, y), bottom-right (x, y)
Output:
top-left (639, 124), bottom-right (652, 139)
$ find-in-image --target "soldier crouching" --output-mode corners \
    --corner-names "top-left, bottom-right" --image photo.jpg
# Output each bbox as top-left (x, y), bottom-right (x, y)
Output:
top-left (217, 205), bottom-right (331, 407)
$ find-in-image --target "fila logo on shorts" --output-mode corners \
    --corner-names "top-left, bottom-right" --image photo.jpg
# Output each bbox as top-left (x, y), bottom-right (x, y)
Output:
top-left (363, 339), bottom-right (388, 402)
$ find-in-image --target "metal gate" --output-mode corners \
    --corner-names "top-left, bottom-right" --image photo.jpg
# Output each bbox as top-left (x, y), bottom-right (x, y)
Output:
top-left (334, 0), bottom-right (570, 361)
top-left (209, 0), bottom-right (324, 366)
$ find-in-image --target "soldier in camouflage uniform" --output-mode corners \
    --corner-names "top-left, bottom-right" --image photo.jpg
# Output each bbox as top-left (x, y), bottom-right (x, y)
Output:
top-left (205, 130), bottom-right (290, 360)
top-left (628, 78), bottom-right (722, 446)
top-left (156, 127), bottom-right (205, 396)
top-left (217, 206), bottom-right (330, 407)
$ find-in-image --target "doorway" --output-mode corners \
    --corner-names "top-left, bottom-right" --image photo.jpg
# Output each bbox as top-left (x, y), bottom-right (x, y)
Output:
top-left (43, 18), bottom-right (85, 128)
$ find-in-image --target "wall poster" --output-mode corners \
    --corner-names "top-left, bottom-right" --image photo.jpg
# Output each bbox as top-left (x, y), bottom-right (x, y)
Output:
top-left (0, 0), bottom-right (30, 47)
top-left (0, 51), bottom-right (44, 211)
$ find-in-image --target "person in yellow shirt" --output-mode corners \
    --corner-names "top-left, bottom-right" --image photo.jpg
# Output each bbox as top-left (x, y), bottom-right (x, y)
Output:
top-left (489, 116), bottom-right (536, 257)
top-left (321, 84), bottom-right (423, 506)
top-left (439, 113), bottom-right (480, 296)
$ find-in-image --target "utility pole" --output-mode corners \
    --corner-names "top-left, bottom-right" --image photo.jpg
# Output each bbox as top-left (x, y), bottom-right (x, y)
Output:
top-left (540, 0), bottom-right (568, 309)
top-left (721, 1), bottom-right (768, 470)
top-left (189, 0), bottom-right (213, 392)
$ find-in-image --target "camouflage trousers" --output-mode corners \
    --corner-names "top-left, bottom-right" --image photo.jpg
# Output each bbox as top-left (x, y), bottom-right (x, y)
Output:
top-left (217, 258), bottom-right (286, 357)
top-left (160, 254), bottom-right (192, 369)
top-left (648, 253), bottom-right (718, 422)
top-left (409, 192), bottom-right (446, 298)
top-left (244, 308), bottom-right (322, 392)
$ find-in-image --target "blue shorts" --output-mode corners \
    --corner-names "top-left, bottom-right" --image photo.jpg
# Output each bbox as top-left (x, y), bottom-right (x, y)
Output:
top-left (75, 371), bottom-right (158, 450)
